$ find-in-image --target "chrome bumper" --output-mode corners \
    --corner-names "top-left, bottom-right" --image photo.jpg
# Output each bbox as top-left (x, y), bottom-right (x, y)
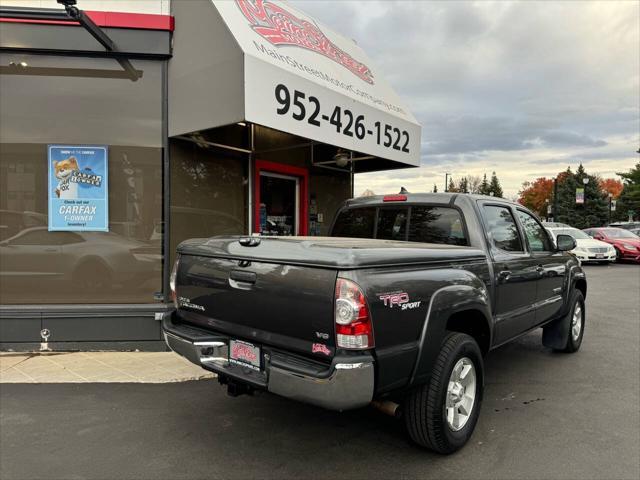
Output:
top-left (163, 327), bottom-right (374, 412)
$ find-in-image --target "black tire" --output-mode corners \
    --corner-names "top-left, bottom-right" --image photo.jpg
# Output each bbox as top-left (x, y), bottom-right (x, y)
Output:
top-left (542, 289), bottom-right (585, 353)
top-left (559, 290), bottom-right (585, 353)
top-left (403, 332), bottom-right (484, 454)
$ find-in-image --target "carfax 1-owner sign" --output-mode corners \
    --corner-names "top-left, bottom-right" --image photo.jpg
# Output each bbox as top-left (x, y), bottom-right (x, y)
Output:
top-left (48, 145), bottom-right (108, 232)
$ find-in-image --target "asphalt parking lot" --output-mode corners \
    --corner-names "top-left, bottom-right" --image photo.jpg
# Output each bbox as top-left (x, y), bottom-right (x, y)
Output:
top-left (1, 263), bottom-right (639, 480)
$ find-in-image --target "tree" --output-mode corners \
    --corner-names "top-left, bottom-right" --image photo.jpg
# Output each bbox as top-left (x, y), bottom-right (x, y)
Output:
top-left (457, 177), bottom-right (469, 193)
top-left (447, 177), bottom-right (457, 193)
top-left (467, 175), bottom-right (482, 194)
top-left (432, 184), bottom-right (438, 193)
top-left (598, 178), bottom-right (623, 199)
top-left (614, 162), bottom-right (640, 221)
top-left (518, 177), bottom-right (554, 217)
top-left (479, 174), bottom-right (490, 195)
top-left (555, 164), bottom-right (609, 228)
top-left (488, 172), bottom-right (504, 198)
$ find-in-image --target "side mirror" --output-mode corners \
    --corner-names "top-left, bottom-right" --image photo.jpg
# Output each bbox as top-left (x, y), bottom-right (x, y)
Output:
top-left (556, 234), bottom-right (577, 251)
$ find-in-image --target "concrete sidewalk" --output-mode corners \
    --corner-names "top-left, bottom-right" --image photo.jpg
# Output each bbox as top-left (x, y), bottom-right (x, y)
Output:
top-left (0, 351), bottom-right (214, 383)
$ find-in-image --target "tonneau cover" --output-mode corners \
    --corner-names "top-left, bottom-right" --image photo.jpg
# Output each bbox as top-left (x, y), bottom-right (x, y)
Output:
top-left (177, 236), bottom-right (486, 269)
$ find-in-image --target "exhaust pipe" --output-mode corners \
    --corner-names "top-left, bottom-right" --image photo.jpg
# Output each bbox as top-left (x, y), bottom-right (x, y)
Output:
top-left (371, 399), bottom-right (400, 417)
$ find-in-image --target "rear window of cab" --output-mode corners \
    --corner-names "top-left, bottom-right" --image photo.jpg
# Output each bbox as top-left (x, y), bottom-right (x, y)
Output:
top-left (331, 205), bottom-right (468, 246)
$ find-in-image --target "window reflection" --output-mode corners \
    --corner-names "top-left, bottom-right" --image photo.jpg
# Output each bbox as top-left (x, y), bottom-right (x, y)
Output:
top-left (408, 207), bottom-right (468, 245)
top-left (331, 207), bottom-right (376, 238)
top-left (484, 206), bottom-right (523, 252)
top-left (0, 145), bottom-right (163, 304)
top-left (169, 140), bottom-right (248, 266)
top-left (0, 54), bottom-right (163, 304)
top-left (377, 208), bottom-right (408, 241)
top-left (517, 210), bottom-right (552, 252)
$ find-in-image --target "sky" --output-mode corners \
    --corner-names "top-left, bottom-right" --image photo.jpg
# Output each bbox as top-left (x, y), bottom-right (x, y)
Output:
top-left (291, 0), bottom-right (640, 199)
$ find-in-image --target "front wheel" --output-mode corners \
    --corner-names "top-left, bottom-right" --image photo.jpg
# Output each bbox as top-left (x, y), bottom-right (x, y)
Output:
top-left (542, 289), bottom-right (585, 353)
top-left (403, 332), bottom-right (484, 454)
top-left (562, 290), bottom-right (585, 353)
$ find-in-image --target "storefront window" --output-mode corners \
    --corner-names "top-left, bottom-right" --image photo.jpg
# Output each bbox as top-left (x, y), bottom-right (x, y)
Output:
top-left (310, 169), bottom-right (351, 236)
top-left (169, 139), bottom-right (248, 265)
top-left (0, 54), bottom-right (163, 304)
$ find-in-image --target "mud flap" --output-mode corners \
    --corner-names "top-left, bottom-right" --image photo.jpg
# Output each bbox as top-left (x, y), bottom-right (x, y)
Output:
top-left (542, 313), bottom-right (570, 350)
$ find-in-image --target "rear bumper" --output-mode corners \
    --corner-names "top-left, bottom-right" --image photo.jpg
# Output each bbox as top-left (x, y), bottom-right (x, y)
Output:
top-left (162, 313), bottom-right (374, 411)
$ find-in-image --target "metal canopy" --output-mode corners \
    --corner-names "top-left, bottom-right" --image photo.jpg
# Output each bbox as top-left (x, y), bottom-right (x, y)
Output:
top-left (168, 0), bottom-right (421, 172)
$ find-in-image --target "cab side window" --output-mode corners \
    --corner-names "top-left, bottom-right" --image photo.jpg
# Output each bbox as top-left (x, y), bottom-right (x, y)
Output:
top-left (482, 205), bottom-right (523, 252)
top-left (516, 210), bottom-right (553, 252)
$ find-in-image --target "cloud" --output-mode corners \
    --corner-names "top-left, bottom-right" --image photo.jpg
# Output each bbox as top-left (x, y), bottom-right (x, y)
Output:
top-left (292, 0), bottom-right (639, 196)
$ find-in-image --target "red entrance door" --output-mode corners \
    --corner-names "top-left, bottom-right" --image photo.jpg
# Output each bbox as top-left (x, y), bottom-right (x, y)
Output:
top-left (254, 160), bottom-right (308, 236)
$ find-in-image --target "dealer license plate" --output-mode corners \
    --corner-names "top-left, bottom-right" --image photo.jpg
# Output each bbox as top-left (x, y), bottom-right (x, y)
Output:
top-left (229, 339), bottom-right (261, 371)
top-left (595, 253), bottom-right (604, 259)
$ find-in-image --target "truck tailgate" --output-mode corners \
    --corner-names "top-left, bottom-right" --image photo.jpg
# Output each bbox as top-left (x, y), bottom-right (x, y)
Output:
top-left (175, 253), bottom-right (338, 360)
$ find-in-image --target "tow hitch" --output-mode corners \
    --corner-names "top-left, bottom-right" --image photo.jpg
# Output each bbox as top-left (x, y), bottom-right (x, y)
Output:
top-left (218, 375), bottom-right (254, 397)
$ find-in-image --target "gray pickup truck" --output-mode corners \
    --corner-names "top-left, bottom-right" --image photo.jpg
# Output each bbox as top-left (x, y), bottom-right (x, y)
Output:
top-left (163, 193), bottom-right (587, 453)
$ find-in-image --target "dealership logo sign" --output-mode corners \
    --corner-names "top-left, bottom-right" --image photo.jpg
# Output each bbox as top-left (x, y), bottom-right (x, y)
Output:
top-left (236, 0), bottom-right (374, 84)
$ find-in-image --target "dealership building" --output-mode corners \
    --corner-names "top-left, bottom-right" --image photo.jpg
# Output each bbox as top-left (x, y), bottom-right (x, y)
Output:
top-left (0, 0), bottom-right (420, 350)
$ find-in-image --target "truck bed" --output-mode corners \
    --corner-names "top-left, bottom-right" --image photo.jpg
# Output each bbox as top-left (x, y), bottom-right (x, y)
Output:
top-left (177, 236), bottom-right (486, 269)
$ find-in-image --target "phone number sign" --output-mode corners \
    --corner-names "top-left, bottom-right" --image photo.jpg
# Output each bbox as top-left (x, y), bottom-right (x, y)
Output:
top-left (244, 57), bottom-right (421, 166)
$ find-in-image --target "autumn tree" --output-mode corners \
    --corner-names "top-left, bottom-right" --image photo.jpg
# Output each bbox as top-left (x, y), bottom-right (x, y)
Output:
top-left (598, 178), bottom-right (623, 199)
top-left (518, 177), bottom-right (554, 217)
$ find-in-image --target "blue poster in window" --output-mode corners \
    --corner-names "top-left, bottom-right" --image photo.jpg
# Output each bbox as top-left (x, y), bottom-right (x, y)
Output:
top-left (48, 145), bottom-right (109, 231)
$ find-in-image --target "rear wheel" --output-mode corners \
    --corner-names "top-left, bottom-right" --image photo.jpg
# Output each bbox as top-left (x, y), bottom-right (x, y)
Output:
top-left (403, 332), bottom-right (483, 454)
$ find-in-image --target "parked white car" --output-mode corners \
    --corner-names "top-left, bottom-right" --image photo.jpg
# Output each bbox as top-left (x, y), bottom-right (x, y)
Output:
top-left (546, 227), bottom-right (616, 263)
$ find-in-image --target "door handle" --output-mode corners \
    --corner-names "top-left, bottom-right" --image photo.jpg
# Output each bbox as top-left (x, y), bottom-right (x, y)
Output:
top-left (229, 270), bottom-right (257, 284)
top-left (498, 270), bottom-right (511, 281)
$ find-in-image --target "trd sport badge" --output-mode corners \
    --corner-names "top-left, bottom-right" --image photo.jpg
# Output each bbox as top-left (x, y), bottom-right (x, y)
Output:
top-left (379, 292), bottom-right (421, 311)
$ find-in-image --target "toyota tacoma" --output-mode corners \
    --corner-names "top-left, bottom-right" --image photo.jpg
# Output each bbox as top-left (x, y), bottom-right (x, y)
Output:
top-left (163, 193), bottom-right (587, 454)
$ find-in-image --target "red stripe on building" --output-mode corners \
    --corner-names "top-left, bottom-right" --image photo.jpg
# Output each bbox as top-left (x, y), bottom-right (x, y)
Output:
top-left (0, 10), bottom-right (174, 31)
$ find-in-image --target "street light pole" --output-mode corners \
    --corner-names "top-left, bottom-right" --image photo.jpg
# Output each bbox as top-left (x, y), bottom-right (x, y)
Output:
top-left (608, 193), bottom-right (613, 225)
top-left (553, 176), bottom-right (558, 223)
top-left (444, 173), bottom-right (451, 192)
top-left (582, 177), bottom-right (589, 227)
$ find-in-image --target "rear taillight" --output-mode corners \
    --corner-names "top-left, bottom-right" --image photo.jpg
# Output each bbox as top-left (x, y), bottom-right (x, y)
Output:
top-left (169, 255), bottom-right (180, 308)
top-left (334, 278), bottom-right (374, 349)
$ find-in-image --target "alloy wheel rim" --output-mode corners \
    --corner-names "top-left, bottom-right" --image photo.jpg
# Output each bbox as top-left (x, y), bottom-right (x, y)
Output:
top-left (571, 303), bottom-right (582, 341)
top-left (445, 357), bottom-right (476, 432)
